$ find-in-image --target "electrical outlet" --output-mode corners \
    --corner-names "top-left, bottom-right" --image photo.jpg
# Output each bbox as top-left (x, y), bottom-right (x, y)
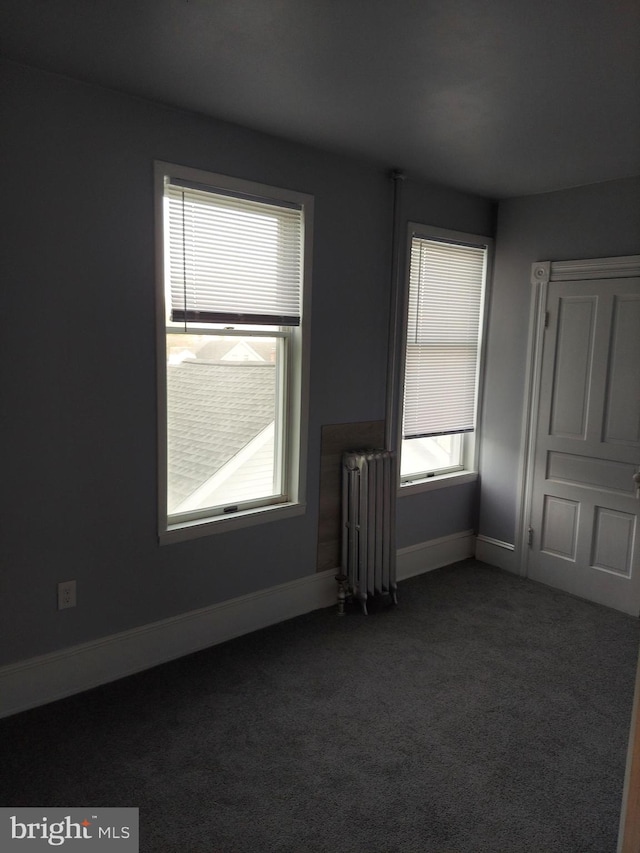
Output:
top-left (58, 580), bottom-right (76, 610)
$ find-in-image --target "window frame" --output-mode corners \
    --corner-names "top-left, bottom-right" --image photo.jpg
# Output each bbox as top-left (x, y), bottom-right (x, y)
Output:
top-left (397, 223), bottom-right (493, 496)
top-left (164, 326), bottom-right (289, 523)
top-left (154, 161), bottom-right (313, 543)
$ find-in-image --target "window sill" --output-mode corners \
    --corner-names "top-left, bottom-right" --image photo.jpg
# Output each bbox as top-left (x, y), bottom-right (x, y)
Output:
top-left (399, 470), bottom-right (478, 496)
top-left (159, 501), bottom-right (306, 545)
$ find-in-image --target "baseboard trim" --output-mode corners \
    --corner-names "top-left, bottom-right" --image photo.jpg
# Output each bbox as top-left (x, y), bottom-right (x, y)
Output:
top-left (397, 529), bottom-right (475, 580)
top-left (1, 529), bottom-right (476, 719)
top-left (475, 535), bottom-right (520, 573)
top-left (0, 569), bottom-right (337, 720)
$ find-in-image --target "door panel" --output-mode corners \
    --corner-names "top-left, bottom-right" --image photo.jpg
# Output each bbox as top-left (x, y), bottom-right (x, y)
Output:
top-left (528, 276), bottom-right (640, 614)
top-left (549, 296), bottom-right (596, 439)
top-left (540, 495), bottom-right (579, 559)
top-left (547, 451), bottom-right (636, 494)
top-left (591, 506), bottom-right (635, 576)
top-left (604, 295), bottom-right (640, 445)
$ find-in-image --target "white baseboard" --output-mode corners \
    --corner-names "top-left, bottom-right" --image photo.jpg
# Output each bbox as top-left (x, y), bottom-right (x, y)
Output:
top-left (0, 569), bottom-right (337, 720)
top-left (0, 529), bottom-right (475, 719)
top-left (397, 529), bottom-right (475, 580)
top-left (475, 535), bottom-right (521, 574)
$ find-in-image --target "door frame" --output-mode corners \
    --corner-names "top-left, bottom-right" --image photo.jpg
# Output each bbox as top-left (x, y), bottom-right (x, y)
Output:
top-left (517, 254), bottom-right (640, 578)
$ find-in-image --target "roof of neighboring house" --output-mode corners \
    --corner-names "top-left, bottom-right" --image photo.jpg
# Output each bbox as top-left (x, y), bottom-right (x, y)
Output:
top-left (192, 338), bottom-right (276, 363)
top-left (167, 360), bottom-right (275, 513)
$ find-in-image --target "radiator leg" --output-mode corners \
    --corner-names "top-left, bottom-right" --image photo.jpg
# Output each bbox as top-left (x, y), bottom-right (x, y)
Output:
top-left (391, 585), bottom-right (398, 606)
top-left (335, 573), bottom-right (348, 615)
top-left (358, 593), bottom-right (368, 616)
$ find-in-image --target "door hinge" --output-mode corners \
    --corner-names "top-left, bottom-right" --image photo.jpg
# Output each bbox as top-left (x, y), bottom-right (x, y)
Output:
top-left (527, 527), bottom-right (534, 547)
top-left (544, 311), bottom-right (550, 328)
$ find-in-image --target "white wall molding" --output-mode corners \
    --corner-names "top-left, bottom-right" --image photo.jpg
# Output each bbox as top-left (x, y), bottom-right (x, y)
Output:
top-left (0, 570), bottom-right (337, 720)
top-left (1, 530), bottom-right (476, 719)
top-left (549, 255), bottom-right (640, 281)
top-left (397, 529), bottom-right (475, 580)
top-left (475, 535), bottom-right (520, 573)
top-left (476, 534), bottom-right (515, 551)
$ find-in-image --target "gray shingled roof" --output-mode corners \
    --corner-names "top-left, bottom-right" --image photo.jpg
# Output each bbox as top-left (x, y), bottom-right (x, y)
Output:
top-left (167, 360), bottom-right (275, 513)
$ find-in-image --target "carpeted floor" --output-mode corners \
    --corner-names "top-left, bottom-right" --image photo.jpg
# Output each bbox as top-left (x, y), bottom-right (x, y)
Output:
top-left (1, 559), bottom-right (638, 852)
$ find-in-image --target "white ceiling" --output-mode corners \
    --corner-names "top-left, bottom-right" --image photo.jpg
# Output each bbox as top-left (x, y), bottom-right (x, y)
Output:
top-left (1, 0), bottom-right (639, 199)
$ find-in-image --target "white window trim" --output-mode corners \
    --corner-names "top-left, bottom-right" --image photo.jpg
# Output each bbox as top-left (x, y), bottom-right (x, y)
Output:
top-left (399, 469), bottom-right (478, 496)
top-left (396, 223), bottom-right (493, 494)
top-left (154, 161), bottom-right (313, 543)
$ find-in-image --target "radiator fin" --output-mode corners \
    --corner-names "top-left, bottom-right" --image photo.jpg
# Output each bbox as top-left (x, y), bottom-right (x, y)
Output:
top-left (341, 449), bottom-right (398, 614)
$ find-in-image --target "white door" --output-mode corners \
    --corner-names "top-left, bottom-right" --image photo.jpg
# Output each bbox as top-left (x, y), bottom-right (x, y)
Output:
top-left (527, 271), bottom-right (640, 615)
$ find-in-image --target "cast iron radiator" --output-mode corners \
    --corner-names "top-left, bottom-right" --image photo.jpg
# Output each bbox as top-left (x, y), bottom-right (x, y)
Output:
top-left (338, 449), bottom-right (398, 615)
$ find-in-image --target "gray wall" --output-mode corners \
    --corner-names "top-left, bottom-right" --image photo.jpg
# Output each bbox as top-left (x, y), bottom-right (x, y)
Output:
top-left (0, 61), bottom-right (494, 665)
top-left (478, 177), bottom-right (640, 544)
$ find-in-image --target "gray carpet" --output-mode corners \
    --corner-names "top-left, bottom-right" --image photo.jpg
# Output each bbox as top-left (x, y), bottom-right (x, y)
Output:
top-left (1, 560), bottom-right (638, 852)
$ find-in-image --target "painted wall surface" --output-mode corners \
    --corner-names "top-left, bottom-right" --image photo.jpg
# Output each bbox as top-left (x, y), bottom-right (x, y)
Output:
top-left (0, 62), bottom-right (494, 665)
top-left (478, 177), bottom-right (640, 545)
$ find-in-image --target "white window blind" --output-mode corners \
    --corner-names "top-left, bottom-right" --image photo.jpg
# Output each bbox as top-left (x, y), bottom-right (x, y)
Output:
top-left (403, 236), bottom-right (486, 439)
top-left (166, 180), bottom-right (303, 326)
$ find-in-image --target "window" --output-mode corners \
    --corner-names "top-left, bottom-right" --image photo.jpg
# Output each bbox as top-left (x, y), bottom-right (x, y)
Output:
top-left (399, 225), bottom-right (491, 488)
top-left (155, 162), bottom-right (313, 540)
